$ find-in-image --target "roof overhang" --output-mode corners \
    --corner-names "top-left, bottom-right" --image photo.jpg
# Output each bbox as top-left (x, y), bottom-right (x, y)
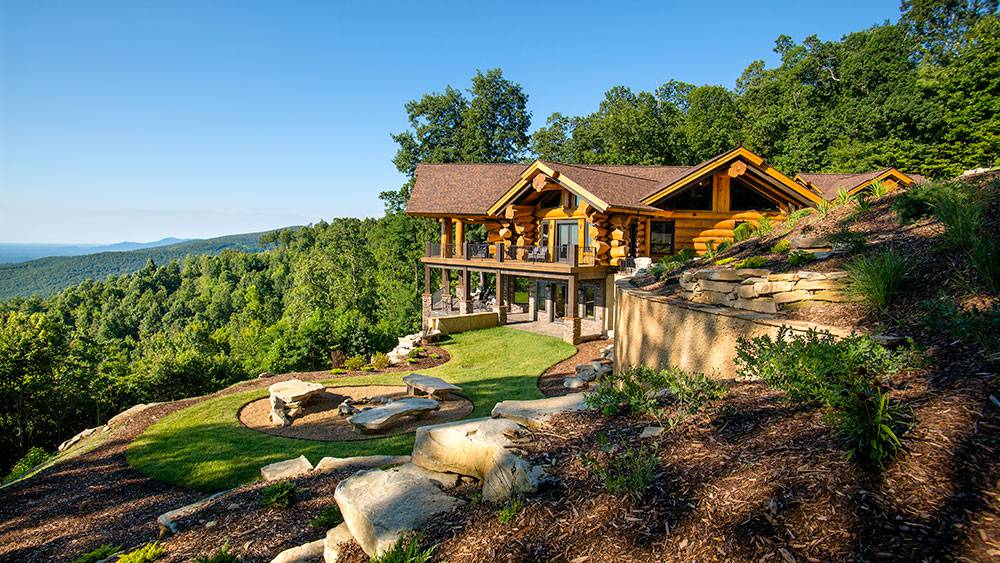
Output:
top-left (641, 147), bottom-right (824, 207)
top-left (485, 161), bottom-right (611, 216)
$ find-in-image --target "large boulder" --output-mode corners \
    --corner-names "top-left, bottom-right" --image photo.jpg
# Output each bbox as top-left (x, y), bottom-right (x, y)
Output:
top-left (269, 380), bottom-right (324, 427)
top-left (410, 417), bottom-right (542, 502)
top-left (314, 455), bottom-right (410, 475)
top-left (261, 455), bottom-right (314, 481)
top-left (491, 393), bottom-right (591, 430)
top-left (271, 539), bottom-right (324, 563)
top-left (334, 468), bottom-right (462, 557)
top-left (323, 522), bottom-right (354, 563)
top-left (347, 398), bottom-right (439, 432)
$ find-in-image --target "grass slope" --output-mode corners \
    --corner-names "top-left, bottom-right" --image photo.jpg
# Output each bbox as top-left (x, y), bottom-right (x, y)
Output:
top-left (127, 327), bottom-right (575, 492)
top-left (0, 231), bottom-right (278, 299)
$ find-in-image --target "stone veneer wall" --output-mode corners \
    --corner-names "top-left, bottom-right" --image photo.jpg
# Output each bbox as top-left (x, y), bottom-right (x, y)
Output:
top-left (613, 281), bottom-right (852, 379)
top-left (678, 268), bottom-right (852, 313)
top-left (431, 312), bottom-right (500, 335)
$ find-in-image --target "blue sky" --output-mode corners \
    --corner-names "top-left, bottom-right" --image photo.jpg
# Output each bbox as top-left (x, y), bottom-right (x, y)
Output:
top-left (0, 0), bottom-right (902, 243)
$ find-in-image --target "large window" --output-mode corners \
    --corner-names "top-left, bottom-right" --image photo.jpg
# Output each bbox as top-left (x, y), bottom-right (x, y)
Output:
top-left (649, 220), bottom-right (675, 257)
top-left (579, 284), bottom-right (600, 319)
top-left (537, 190), bottom-right (561, 209)
top-left (730, 178), bottom-right (780, 211)
top-left (653, 177), bottom-right (713, 211)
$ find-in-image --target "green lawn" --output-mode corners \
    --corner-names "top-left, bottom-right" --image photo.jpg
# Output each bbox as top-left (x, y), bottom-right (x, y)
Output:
top-left (127, 327), bottom-right (575, 492)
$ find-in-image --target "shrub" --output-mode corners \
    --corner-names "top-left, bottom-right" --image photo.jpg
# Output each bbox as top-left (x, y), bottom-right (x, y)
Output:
top-left (932, 185), bottom-right (983, 250)
top-left (969, 235), bottom-right (1000, 293)
top-left (311, 505), bottom-right (343, 529)
top-left (330, 368), bottom-right (347, 374)
top-left (117, 543), bottom-right (165, 563)
top-left (854, 193), bottom-right (872, 213)
top-left (585, 365), bottom-right (725, 416)
top-left (343, 355), bottom-right (366, 370)
top-left (3, 446), bottom-right (52, 484)
top-left (771, 239), bottom-right (791, 254)
top-left (370, 352), bottom-right (391, 370)
top-left (361, 365), bottom-right (375, 372)
top-left (735, 329), bottom-right (911, 466)
top-left (815, 199), bottom-right (834, 218)
top-left (734, 256), bottom-right (767, 269)
top-left (783, 208), bottom-right (813, 229)
top-left (496, 496), bottom-right (524, 525)
top-left (917, 299), bottom-right (1000, 355)
top-left (787, 250), bottom-right (816, 267)
top-left (193, 545), bottom-right (241, 563)
top-left (845, 250), bottom-right (909, 308)
top-left (893, 183), bottom-right (938, 223)
top-left (704, 240), bottom-right (731, 259)
top-left (371, 534), bottom-right (435, 563)
top-left (73, 544), bottom-right (122, 563)
top-left (406, 358), bottom-right (418, 364)
top-left (868, 180), bottom-right (892, 198)
top-left (834, 188), bottom-right (853, 207)
top-left (428, 352), bottom-right (441, 360)
top-left (732, 222), bottom-right (753, 242)
top-left (752, 215), bottom-right (773, 236)
top-left (827, 230), bottom-right (867, 252)
top-left (260, 481), bottom-right (299, 509)
top-left (581, 442), bottom-right (658, 501)
top-left (714, 256), bottom-right (737, 265)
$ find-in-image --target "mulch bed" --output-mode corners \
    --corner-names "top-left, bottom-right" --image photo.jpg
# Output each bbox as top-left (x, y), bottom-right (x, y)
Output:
top-left (0, 346), bottom-right (450, 563)
top-left (538, 339), bottom-right (612, 398)
top-left (239, 385), bottom-right (473, 441)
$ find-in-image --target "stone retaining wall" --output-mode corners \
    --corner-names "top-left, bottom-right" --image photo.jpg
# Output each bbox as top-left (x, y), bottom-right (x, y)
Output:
top-left (430, 311), bottom-right (499, 335)
top-left (678, 268), bottom-right (852, 313)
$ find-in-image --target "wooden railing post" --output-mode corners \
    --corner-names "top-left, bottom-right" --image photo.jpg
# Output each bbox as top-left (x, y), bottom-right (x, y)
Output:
top-left (570, 243), bottom-right (579, 267)
top-left (497, 243), bottom-right (504, 263)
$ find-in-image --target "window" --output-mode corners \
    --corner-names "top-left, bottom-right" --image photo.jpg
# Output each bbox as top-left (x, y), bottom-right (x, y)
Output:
top-left (538, 190), bottom-right (561, 209)
top-left (653, 177), bottom-right (714, 211)
top-left (539, 221), bottom-right (550, 248)
top-left (580, 284), bottom-right (599, 319)
top-left (584, 221), bottom-right (592, 248)
top-left (649, 220), bottom-right (675, 257)
top-left (730, 178), bottom-right (780, 211)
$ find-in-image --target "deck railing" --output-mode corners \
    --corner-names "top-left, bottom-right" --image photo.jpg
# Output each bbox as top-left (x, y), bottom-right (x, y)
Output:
top-left (425, 242), bottom-right (596, 267)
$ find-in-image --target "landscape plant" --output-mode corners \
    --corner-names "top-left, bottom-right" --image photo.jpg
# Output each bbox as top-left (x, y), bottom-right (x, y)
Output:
top-left (733, 256), bottom-right (767, 269)
top-left (752, 215), bottom-right (773, 236)
top-left (371, 534), bottom-right (435, 563)
top-left (585, 365), bottom-right (726, 417)
top-left (732, 222), bottom-right (753, 242)
top-left (496, 496), bottom-right (524, 525)
top-left (370, 352), bottom-right (391, 370)
top-left (311, 505), bottom-right (343, 529)
top-left (782, 208), bottom-right (812, 230)
top-left (867, 180), bottom-right (892, 198)
top-left (343, 355), bottom-right (366, 371)
top-left (259, 481), bottom-right (299, 508)
top-left (3, 447), bottom-right (52, 484)
top-left (193, 545), bottom-right (242, 563)
top-left (116, 543), bottom-right (165, 563)
top-left (72, 544), bottom-right (122, 563)
top-left (649, 248), bottom-right (695, 277)
top-left (845, 250), bottom-right (909, 308)
top-left (787, 250), bottom-right (816, 267)
top-left (581, 440), bottom-right (659, 501)
top-left (770, 239), bottom-right (791, 254)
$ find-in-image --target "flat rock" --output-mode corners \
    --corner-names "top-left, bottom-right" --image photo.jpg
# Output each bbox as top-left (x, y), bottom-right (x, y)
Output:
top-left (575, 364), bottom-right (598, 381)
top-left (314, 455), bottom-right (410, 475)
top-left (347, 398), bottom-right (439, 432)
top-left (271, 539), bottom-right (324, 563)
top-left (639, 426), bottom-right (666, 439)
top-left (402, 373), bottom-right (462, 400)
top-left (323, 522), bottom-right (354, 563)
top-left (410, 417), bottom-right (542, 502)
top-left (157, 491), bottom-right (227, 537)
top-left (491, 393), bottom-right (591, 430)
top-left (269, 379), bottom-right (325, 404)
top-left (334, 468), bottom-right (462, 557)
top-left (58, 426), bottom-right (103, 452)
top-left (564, 377), bottom-right (588, 389)
top-left (391, 462), bottom-right (461, 489)
top-left (261, 455), bottom-right (314, 481)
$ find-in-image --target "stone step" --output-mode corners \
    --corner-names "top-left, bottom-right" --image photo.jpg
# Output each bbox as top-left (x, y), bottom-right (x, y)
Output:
top-left (491, 393), bottom-right (591, 430)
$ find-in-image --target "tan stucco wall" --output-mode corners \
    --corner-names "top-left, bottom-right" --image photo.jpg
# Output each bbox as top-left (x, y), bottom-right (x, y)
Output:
top-left (432, 311), bottom-right (499, 335)
top-left (613, 283), bottom-right (849, 379)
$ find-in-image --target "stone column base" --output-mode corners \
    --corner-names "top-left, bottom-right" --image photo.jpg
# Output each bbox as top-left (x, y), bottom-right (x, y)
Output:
top-left (457, 299), bottom-right (473, 314)
top-left (563, 316), bottom-right (582, 344)
top-left (495, 305), bottom-right (508, 325)
top-left (527, 281), bottom-right (538, 321)
top-left (421, 293), bottom-right (433, 331)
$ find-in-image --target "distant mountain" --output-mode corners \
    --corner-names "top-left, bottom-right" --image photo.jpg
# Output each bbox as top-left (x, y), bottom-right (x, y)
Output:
top-left (0, 237), bottom-right (190, 264)
top-left (0, 231), bottom-right (281, 300)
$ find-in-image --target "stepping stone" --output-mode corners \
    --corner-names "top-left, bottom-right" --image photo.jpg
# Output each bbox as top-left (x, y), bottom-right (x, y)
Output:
top-left (347, 398), bottom-right (439, 432)
top-left (402, 373), bottom-right (462, 400)
top-left (334, 468), bottom-right (462, 557)
top-left (314, 455), bottom-right (411, 475)
top-left (491, 393), bottom-right (591, 430)
top-left (261, 455), bottom-right (314, 481)
top-left (411, 417), bottom-right (543, 502)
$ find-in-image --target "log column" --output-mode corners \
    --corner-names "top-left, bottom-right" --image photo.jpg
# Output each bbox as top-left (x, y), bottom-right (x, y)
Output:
top-left (440, 268), bottom-right (452, 312)
top-left (494, 272), bottom-right (507, 324)
top-left (454, 220), bottom-right (464, 257)
top-left (563, 275), bottom-right (581, 344)
top-left (527, 280), bottom-right (538, 321)
top-left (422, 265), bottom-right (433, 331)
top-left (458, 268), bottom-right (472, 314)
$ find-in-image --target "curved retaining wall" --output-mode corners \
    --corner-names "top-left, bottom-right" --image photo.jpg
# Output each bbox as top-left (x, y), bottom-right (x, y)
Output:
top-left (613, 281), bottom-right (851, 379)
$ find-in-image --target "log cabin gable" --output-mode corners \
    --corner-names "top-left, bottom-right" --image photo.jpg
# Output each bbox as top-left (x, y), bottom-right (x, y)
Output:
top-left (487, 160), bottom-right (611, 217)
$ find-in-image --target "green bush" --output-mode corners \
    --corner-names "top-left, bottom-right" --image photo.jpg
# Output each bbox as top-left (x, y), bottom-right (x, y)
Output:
top-left (193, 545), bottom-right (241, 563)
top-left (330, 368), bottom-right (347, 374)
top-left (581, 441), bottom-right (658, 501)
top-left (361, 365), bottom-right (375, 372)
top-left (117, 543), bottom-right (165, 563)
top-left (787, 250), bottom-right (816, 267)
top-left (783, 208), bottom-right (813, 229)
top-left (828, 230), bottom-right (867, 252)
top-left (496, 496), bottom-right (524, 525)
top-left (734, 256), bottom-right (767, 269)
top-left (732, 222), bottom-right (753, 242)
top-left (370, 534), bottom-right (435, 563)
top-left (834, 188), bottom-right (853, 207)
top-left (752, 215), bottom-right (773, 236)
top-left (72, 544), bottom-right (122, 563)
top-left (770, 239), bottom-right (791, 254)
top-left (370, 352), bottom-right (391, 370)
top-left (311, 505), bottom-right (343, 529)
top-left (585, 365), bottom-right (725, 417)
top-left (428, 352), bottom-right (441, 359)
top-left (845, 250), bottom-right (909, 308)
top-left (343, 355), bottom-right (366, 370)
top-left (406, 358), bottom-right (418, 364)
top-left (714, 257), bottom-right (737, 265)
top-left (917, 300), bottom-right (1000, 355)
top-left (867, 180), bottom-right (892, 198)
top-left (408, 347), bottom-right (426, 358)
top-left (259, 481), bottom-right (299, 509)
top-left (735, 329), bottom-right (911, 466)
top-left (704, 240), bottom-right (731, 259)
top-left (815, 199), bottom-right (834, 218)
top-left (892, 183), bottom-right (938, 223)
top-left (3, 446), bottom-right (52, 484)
top-left (969, 235), bottom-right (1000, 293)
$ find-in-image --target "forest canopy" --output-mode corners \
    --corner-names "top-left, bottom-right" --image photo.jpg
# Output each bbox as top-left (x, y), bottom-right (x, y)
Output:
top-left (1, 0), bottom-right (997, 477)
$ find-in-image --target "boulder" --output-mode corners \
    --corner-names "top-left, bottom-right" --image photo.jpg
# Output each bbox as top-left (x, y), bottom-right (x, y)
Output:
top-left (271, 539), bottom-right (324, 563)
top-left (590, 360), bottom-right (613, 378)
top-left (108, 402), bottom-right (164, 426)
top-left (157, 491), bottom-right (227, 537)
top-left (323, 522), bottom-right (355, 563)
top-left (772, 290), bottom-right (812, 304)
top-left (411, 417), bottom-right (543, 502)
top-left (402, 373), bottom-right (462, 400)
top-left (391, 462), bottom-right (461, 489)
top-left (564, 377), bottom-right (588, 389)
top-left (314, 455), bottom-right (411, 475)
top-left (694, 269), bottom-right (742, 281)
top-left (347, 398), bottom-right (439, 432)
top-left (491, 393), bottom-right (591, 430)
top-left (258, 371), bottom-right (277, 379)
top-left (334, 468), bottom-right (462, 557)
top-left (58, 426), bottom-right (103, 452)
top-left (337, 400), bottom-right (358, 416)
top-left (575, 364), bottom-right (599, 382)
top-left (261, 455), bottom-right (314, 482)
top-left (269, 380), bottom-right (324, 427)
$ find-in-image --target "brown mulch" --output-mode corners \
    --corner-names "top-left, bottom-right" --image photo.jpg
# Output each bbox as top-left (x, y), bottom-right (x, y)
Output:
top-left (239, 385), bottom-right (473, 441)
top-left (0, 347), bottom-right (450, 563)
top-left (538, 339), bottom-right (613, 397)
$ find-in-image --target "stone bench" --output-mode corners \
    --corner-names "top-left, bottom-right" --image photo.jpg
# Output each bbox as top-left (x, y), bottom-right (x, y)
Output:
top-left (268, 379), bottom-right (324, 427)
top-left (402, 373), bottom-right (462, 400)
top-left (347, 398), bottom-right (439, 432)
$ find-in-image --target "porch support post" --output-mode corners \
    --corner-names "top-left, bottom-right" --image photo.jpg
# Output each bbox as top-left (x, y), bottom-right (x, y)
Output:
top-left (440, 268), bottom-right (451, 312)
top-left (564, 274), bottom-right (581, 344)
top-left (545, 282), bottom-right (555, 323)
top-left (440, 218), bottom-right (453, 258)
top-left (454, 220), bottom-right (464, 257)
top-left (494, 271), bottom-right (507, 324)
top-left (527, 279), bottom-right (538, 321)
top-left (458, 268), bottom-right (472, 314)
top-left (422, 265), bottom-right (433, 331)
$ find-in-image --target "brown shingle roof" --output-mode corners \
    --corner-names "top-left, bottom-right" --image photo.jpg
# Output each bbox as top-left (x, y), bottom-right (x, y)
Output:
top-left (796, 168), bottom-right (926, 200)
top-left (538, 161), bottom-right (693, 211)
top-left (407, 163), bottom-right (528, 215)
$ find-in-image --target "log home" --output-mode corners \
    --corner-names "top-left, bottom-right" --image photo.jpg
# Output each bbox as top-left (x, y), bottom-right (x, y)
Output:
top-left (406, 146), bottom-right (922, 344)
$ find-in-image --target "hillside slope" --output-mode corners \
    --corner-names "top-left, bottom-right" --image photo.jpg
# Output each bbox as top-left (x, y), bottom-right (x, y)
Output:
top-left (0, 231), bottom-right (277, 299)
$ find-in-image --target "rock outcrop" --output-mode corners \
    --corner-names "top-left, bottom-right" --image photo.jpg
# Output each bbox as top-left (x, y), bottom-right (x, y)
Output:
top-left (271, 539), bottom-right (324, 563)
top-left (260, 455), bottom-right (314, 481)
top-left (491, 393), bottom-right (591, 430)
top-left (268, 379), bottom-right (324, 427)
top-left (323, 522), bottom-right (355, 563)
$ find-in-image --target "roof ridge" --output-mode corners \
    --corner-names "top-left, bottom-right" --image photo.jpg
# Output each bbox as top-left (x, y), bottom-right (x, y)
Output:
top-left (540, 160), bottom-right (660, 184)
